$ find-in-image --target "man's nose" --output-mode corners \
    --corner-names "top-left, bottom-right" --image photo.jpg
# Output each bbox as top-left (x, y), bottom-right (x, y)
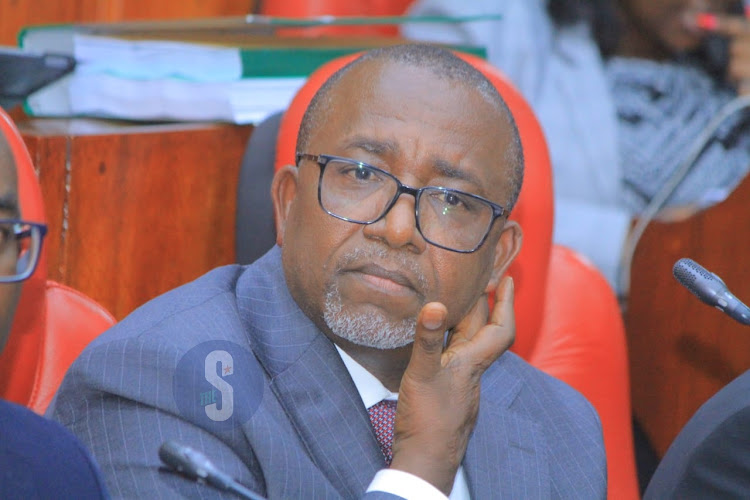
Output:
top-left (363, 194), bottom-right (426, 252)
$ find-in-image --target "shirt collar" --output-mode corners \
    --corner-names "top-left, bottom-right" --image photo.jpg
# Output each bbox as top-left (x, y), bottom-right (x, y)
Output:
top-left (335, 344), bottom-right (398, 409)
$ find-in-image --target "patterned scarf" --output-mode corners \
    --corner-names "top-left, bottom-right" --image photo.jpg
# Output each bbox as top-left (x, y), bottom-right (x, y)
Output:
top-left (606, 57), bottom-right (750, 214)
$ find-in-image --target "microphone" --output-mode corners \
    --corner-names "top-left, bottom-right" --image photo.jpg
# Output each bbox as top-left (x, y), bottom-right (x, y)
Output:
top-left (673, 258), bottom-right (750, 325)
top-left (159, 440), bottom-right (266, 500)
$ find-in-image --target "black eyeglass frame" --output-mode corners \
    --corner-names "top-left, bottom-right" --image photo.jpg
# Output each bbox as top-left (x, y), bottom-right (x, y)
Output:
top-left (296, 153), bottom-right (506, 253)
top-left (0, 219), bottom-right (48, 283)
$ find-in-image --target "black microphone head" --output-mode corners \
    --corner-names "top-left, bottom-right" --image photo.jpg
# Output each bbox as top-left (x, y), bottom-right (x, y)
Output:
top-left (673, 258), bottom-right (727, 307)
top-left (673, 258), bottom-right (750, 325)
top-left (159, 441), bottom-right (237, 490)
top-left (159, 441), bottom-right (196, 477)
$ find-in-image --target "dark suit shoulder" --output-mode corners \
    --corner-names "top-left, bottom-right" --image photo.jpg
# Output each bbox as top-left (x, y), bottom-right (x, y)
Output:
top-left (0, 399), bottom-right (108, 499)
top-left (645, 370), bottom-right (750, 499)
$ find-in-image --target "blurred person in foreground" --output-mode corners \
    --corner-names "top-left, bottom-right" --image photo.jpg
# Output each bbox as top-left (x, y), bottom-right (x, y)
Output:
top-left (0, 119), bottom-right (108, 499)
top-left (643, 367), bottom-right (750, 498)
top-left (405, 0), bottom-right (750, 294)
top-left (49, 44), bottom-right (606, 499)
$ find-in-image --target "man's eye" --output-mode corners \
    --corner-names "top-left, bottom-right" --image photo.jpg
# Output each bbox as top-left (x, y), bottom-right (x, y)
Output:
top-left (0, 227), bottom-right (11, 248)
top-left (352, 167), bottom-right (373, 181)
top-left (340, 166), bottom-right (376, 181)
top-left (440, 192), bottom-right (470, 210)
top-left (444, 193), bottom-right (463, 206)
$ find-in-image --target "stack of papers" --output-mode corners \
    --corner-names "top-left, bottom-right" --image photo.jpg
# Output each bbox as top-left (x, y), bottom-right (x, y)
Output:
top-left (18, 15), bottom-right (491, 124)
top-left (25, 34), bottom-right (306, 124)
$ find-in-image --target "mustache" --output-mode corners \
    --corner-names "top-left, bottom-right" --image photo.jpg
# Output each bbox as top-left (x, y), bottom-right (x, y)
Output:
top-left (333, 246), bottom-right (429, 295)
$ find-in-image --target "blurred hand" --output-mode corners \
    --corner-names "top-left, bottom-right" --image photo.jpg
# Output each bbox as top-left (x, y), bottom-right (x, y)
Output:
top-left (390, 276), bottom-right (515, 495)
top-left (703, 14), bottom-right (750, 94)
top-left (655, 203), bottom-right (701, 223)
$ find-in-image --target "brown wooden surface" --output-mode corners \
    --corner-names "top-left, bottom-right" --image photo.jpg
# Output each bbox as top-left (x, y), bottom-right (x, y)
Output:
top-left (626, 173), bottom-right (750, 457)
top-left (0, 0), bottom-right (257, 46)
top-left (19, 118), bottom-right (253, 320)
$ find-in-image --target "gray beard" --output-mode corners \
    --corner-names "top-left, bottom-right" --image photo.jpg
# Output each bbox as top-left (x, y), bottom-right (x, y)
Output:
top-left (322, 246), bottom-right (429, 349)
top-left (323, 281), bottom-right (417, 349)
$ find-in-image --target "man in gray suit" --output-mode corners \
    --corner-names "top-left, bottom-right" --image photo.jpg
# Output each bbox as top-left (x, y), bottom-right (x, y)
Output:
top-left (50, 44), bottom-right (607, 499)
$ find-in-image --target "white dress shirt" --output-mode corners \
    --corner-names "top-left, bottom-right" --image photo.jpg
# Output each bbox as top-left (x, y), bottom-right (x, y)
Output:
top-left (335, 346), bottom-right (471, 500)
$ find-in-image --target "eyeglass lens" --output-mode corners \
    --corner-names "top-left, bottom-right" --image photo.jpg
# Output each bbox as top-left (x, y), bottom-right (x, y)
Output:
top-left (319, 159), bottom-right (494, 252)
top-left (0, 221), bottom-right (43, 281)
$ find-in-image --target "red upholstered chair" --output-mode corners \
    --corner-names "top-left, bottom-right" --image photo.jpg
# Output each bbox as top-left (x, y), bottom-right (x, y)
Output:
top-left (260, 0), bottom-right (413, 18)
top-left (0, 108), bottom-right (116, 415)
top-left (273, 53), bottom-right (639, 499)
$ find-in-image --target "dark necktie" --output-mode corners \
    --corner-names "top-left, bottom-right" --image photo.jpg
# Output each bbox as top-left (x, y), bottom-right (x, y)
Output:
top-left (368, 400), bottom-right (397, 466)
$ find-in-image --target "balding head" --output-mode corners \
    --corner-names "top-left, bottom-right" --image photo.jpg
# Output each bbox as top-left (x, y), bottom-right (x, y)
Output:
top-left (297, 44), bottom-right (524, 211)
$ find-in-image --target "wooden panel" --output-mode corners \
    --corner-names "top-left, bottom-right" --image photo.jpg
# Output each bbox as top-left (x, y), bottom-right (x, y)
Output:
top-left (114, 0), bottom-right (256, 20)
top-left (1, 0), bottom-right (104, 46)
top-left (626, 174), bottom-right (750, 457)
top-left (20, 118), bottom-right (253, 319)
top-left (22, 132), bottom-right (68, 281)
top-left (0, 0), bottom-right (257, 46)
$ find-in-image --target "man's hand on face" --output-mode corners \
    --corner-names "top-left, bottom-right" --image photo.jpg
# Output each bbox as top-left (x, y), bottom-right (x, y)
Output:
top-left (390, 276), bottom-right (516, 495)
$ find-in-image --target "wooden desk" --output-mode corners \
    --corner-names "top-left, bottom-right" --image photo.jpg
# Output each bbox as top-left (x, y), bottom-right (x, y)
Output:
top-left (626, 173), bottom-right (750, 456)
top-left (19, 118), bottom-right (253, 320)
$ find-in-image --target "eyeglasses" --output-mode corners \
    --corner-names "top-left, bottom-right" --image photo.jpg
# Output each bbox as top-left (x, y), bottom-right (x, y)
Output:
top-left (296, 153), bottom-right (506, 253)
top-left (0, 219), bottom-right (48, 283)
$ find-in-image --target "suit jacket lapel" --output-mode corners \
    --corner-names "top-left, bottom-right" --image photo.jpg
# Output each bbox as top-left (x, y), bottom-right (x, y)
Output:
top-left (270, 334), bottom-right (384, 498)
top-left (238, 249), bottom-right (551, 498)
top-left (463, 354), bottom-right (550, 499)
top-left (237, 247), bottom-right (383, 498)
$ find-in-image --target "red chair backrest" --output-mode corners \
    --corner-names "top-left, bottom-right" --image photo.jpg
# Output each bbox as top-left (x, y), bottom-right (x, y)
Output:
top-left (259, 0), bottom-right (414, 36)
top-left (0, 108), bottom-right (116, 414)
top-left (274, 52), bottom-right (554, 358)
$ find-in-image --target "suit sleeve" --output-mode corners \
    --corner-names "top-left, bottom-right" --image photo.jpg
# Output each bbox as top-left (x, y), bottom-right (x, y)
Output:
top-left (48, 336), bottom-right (266, 500)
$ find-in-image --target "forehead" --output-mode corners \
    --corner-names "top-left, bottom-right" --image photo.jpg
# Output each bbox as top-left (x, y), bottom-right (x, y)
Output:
top-left (0, 142), bottom-right (19, 213)
top-left (309, 60), bottom-right (515, 195)
top-left (328, 59), bottom-right (501, 122)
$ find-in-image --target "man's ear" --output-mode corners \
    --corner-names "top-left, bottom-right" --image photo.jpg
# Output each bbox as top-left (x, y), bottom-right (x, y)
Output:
top-left (485, 220), bottom-right (523, 294)
top-left (271, 165), bottom-right (299, 247)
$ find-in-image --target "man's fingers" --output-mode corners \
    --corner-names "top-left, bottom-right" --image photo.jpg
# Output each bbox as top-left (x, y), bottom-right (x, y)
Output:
top-left (445, 293), bottom-right (489, 348)
top-left (451, 276), bottom-right (516, 372)
top-left (475, 276), bottom-right (516, 361)
top-left (405, 302), bottom-right (448, 379)
top-left (489, 276), bottom-right (515, 330)
top-left (727, 50), bottom-right (750, 90)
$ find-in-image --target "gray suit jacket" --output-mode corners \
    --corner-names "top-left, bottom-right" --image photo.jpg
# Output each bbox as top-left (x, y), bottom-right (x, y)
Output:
top-left (49, 246), bottom-right (606, 499)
